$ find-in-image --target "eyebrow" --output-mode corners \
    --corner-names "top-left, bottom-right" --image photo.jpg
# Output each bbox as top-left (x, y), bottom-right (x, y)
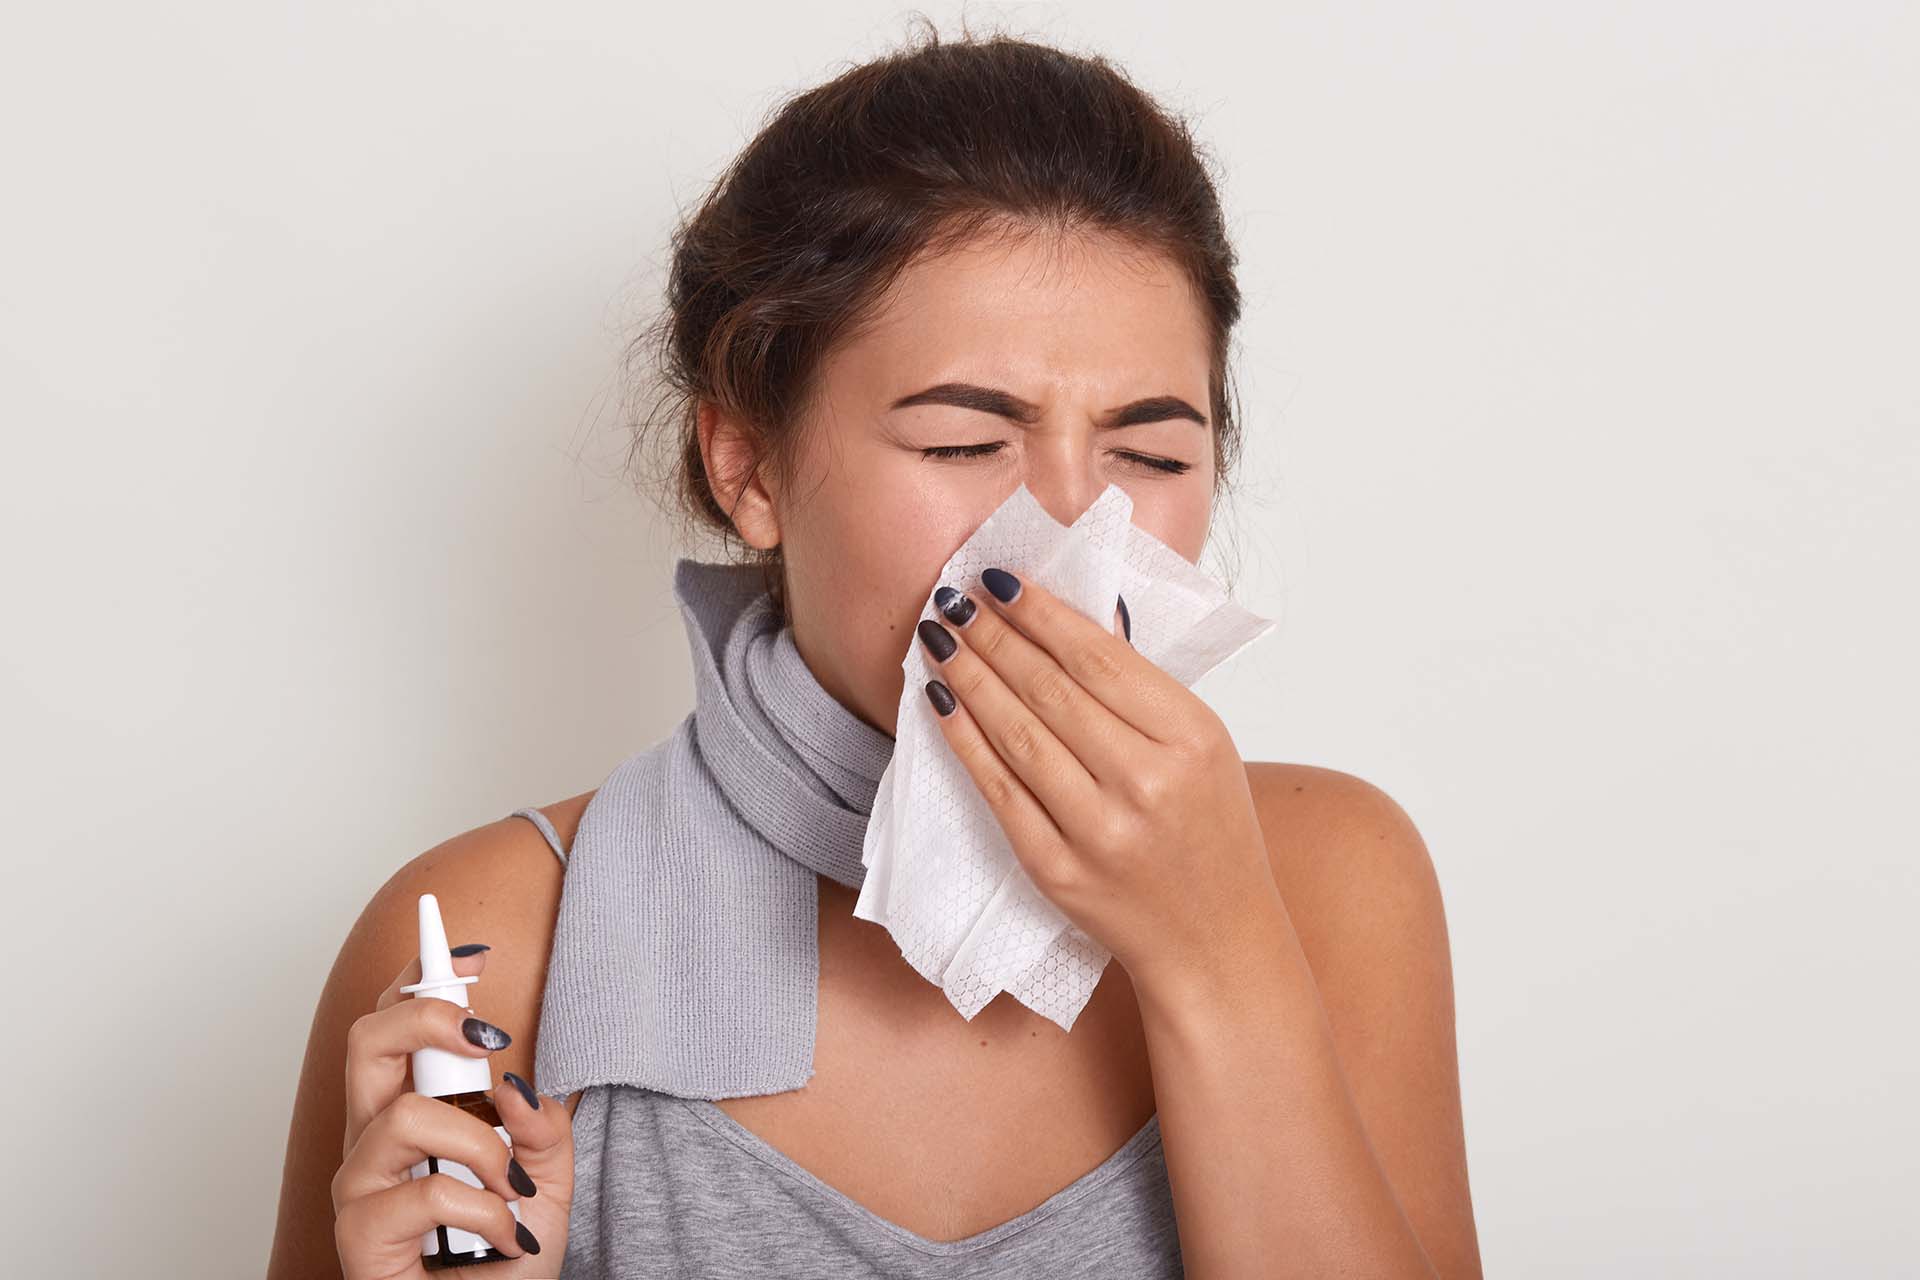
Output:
top-left (887, 382), bottom-right (1208, 429)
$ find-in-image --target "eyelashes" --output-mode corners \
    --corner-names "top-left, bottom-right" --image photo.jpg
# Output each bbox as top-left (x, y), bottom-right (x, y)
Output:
top-left (920, 442), bottom-right (1192, 475)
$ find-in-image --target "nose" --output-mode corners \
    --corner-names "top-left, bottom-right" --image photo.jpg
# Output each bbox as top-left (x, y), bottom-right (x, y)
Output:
top-left (1019, 437), bottom-right (1105, 528)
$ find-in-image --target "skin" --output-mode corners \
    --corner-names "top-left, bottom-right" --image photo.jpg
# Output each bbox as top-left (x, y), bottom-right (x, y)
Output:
top-left (270, 221), bottom-right (1480, 1277)
top-left (698, 221), bottom-right (1474, 1272)
top-left (703, 220), bottom-right (1219, 735)
top-left (906, 574), bottom-right (1454, 1275)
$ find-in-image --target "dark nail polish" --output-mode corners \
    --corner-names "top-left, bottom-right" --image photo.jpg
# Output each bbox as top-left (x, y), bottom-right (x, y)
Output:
top-left (1116, 594), bottom-right (1131, 642)
top-left (501, 1070), bottom-right (541, 1110)
top-left (515, 1221), bottom-right (542, 1255)
top-left (462, 1017), bottom-right (512, 1051)
top-left (449, 942), bottom-right (490, 957)
top-left (925, 680), bottom-right (956, 717)
top-left (933, 585), bottom-right (976, 627)
top-left (917, 618), bottom-right (957, 662)
top-left (507, 1156), bottom-right (538, 1198)
top-left (982, 567), bottom-right (1021, 603)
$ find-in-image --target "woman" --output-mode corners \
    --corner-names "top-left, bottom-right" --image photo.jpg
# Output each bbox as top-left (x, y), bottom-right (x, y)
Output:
top-left (270, 29), bottom-right (1481, 1279)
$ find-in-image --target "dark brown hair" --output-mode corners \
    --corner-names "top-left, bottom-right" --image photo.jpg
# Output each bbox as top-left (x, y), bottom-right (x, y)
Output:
top-left (621, 21), bottom-right (1245, 620)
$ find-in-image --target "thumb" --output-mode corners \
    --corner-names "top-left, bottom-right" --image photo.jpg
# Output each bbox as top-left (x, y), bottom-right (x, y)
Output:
top-left (493, 1071), bottom-right (576, 1251)
top-left (496, 1071), bottom-right (573, 1185)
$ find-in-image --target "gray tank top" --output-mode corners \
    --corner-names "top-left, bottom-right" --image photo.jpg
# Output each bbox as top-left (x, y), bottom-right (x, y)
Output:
top-left (507, 805), bottom-right (1185, 1277)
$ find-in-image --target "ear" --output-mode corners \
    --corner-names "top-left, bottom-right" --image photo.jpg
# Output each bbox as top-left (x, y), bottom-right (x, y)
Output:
top-left (696, 400), bottom-right (781, 551)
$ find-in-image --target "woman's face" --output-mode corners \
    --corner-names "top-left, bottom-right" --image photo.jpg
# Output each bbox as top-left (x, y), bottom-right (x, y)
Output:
top-left (709, 227), bottom-right (1218, 737)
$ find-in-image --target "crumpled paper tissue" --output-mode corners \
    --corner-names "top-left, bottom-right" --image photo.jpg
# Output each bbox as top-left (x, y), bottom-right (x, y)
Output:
top-left (851, 481), bottom-right (1276, 1030)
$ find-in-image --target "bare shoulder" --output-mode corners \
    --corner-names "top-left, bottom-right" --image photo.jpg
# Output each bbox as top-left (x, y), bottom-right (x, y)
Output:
top-left (319, 788), bottom-right (599, 1095)
top-left (1241, 762), bottom-right (1441, 934)
top-left (1239, 760), bottom-right (1450, 1038)
top-left (267, 790), bottom-right (599, 1279)
top-left (343, 791), bottom-right (596, 1081)
top-left (1240, 761), bottom-right (1482, 1278)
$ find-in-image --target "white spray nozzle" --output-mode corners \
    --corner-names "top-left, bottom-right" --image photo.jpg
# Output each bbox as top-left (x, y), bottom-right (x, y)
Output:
top-left (398, 892), bottom-right (480, 1005)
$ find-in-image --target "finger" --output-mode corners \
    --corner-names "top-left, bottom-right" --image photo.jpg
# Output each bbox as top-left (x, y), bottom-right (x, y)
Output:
top-left (917, 608), bottom-right (1104, 840)
top-left (344, 996), bottom-right (513, 1158)
top-left (493, 1070), bottom-right (573, 1185)
top-left (930, 582), bottom-right (1153, 786)
top-left (335, 1090), bottom-right (531, 1210)
top-left (921, 675), bottom-right (1073, 891)
top-left (334, 1170), bottom-right (535, 1274)
top-left (376, 945), bottom-right (489, 1013)
top-left (975, 567), bottom-right (1193, 743)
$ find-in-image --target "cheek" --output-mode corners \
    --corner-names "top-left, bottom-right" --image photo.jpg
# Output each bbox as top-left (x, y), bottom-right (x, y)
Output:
top-left (796, 483), bottom-right (985, 686)
top-left (1120, 484), bottom-right (1212, 564)
top-left (827, 496), bottom-right (987, 731)
top-left (817, 455), bottom-right (1001, 589)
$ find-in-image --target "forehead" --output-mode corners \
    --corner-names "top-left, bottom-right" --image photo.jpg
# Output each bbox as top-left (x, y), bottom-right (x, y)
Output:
top-left (831, 227), bottom-right (1210, 390)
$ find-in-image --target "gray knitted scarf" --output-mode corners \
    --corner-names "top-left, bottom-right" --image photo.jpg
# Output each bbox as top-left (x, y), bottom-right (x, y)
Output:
top-left (532, 557), bottom-right (897, 1101)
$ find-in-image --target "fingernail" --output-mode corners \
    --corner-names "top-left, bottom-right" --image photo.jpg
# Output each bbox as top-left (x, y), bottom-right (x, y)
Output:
top-left (515, 1221), bottom-right (542, 1256)
top-left (1116, 594), bottom-right (1131, 642)
top-left (501, 1070), bottom-right (541, 1110)
top-left (462, 1017), bottom-right (512, 1051)
top-left (981, 567), bottom-right (1021, 603)
top-left (507, 1156), bottom-right (538, 1198)
top-left (449, 942), bottom-right (491, 957)
top-left (925, 680), bottom-right (956, 717)
top-left (917, 618), bottom-right (957, 663)
top-left (933, 585), bottom-right (976, 627)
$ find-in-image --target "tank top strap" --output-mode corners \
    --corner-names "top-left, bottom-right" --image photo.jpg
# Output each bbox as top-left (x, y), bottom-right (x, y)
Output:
top-left (507, 806), bottom-right (570, 867)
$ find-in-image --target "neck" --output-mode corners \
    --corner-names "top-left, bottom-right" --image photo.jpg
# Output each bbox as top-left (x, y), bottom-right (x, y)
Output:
top-left (673, 556), bottom-right (897, 890)
top-left (786, 620), bottom-right (899, 743)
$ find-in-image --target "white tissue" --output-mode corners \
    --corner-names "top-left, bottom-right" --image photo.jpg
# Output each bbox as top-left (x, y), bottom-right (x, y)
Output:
top-left (851, 482), bottom-right (1276, 1031)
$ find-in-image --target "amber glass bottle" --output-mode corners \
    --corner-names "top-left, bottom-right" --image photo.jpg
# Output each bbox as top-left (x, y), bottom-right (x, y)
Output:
top-left (418, 1089), bottom-right (514, 1270)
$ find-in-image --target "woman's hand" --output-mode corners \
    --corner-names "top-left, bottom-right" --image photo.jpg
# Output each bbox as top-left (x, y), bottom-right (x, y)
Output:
top-left (915, 568), bottom-right (1285, 995)
top-left (332, 949), bottom-right (574, 1279)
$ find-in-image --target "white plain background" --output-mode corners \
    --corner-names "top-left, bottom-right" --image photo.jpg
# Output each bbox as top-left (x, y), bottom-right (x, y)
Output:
top-left (3, 2), bottom-right (1915, 1275)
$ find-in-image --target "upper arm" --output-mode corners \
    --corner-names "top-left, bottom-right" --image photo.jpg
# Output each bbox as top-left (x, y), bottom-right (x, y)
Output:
top-left (265, 798), bottom-right (588, 1280)
top-left (1249, 764), bottom-right (1483, 1280)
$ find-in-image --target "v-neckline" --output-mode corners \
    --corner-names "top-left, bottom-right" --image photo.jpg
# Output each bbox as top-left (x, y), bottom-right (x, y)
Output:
top-left (676, 1096), bottom-right (1164, 1256)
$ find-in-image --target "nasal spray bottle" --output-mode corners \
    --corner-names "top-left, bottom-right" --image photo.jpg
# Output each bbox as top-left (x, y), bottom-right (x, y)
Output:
top-left (401, 893), bottom-right (522, 1269)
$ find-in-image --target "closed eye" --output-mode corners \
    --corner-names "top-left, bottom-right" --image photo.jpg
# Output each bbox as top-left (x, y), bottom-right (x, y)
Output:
top-left (921, 442), bottom-right (1191, 475)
